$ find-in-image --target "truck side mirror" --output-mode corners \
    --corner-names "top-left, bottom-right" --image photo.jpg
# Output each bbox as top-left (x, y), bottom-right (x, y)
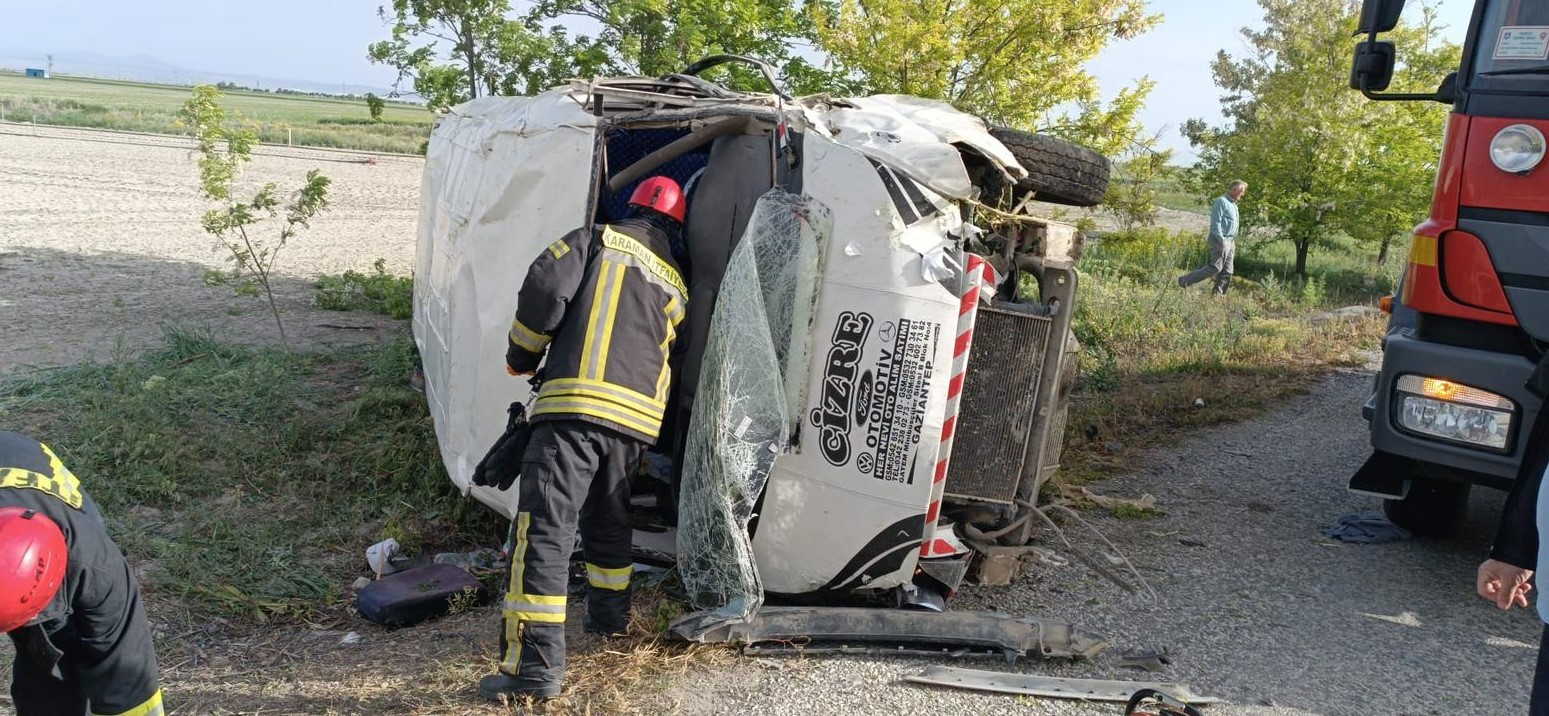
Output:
top-left (1434, 72), bottom-right (1459, 104)
top-left (1350, 41), bottom-right (1397, 92)
top-left (1358, 0), bottom-right (1406, 34)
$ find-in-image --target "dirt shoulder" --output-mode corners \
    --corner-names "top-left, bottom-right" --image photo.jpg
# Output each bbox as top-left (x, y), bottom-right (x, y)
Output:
top-left (0, 125), bottom-right (423, 373)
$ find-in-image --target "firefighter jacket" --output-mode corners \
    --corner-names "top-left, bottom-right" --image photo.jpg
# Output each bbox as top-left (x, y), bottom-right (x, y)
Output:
top-left (506, 217), bottom-right (687, 444)
top-left (0, 432), bottom-right (162, 716)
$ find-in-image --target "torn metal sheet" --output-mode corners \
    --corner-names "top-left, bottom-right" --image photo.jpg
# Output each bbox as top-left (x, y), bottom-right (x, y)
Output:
top-left (904, 666), bottom-right (1221, 704)
top-left (670, 607), bottom-right (1108, 660)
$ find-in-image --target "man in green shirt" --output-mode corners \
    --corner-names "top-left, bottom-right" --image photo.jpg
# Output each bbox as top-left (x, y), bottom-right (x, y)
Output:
top-left (1178, 180), bottom-right (1247, 295)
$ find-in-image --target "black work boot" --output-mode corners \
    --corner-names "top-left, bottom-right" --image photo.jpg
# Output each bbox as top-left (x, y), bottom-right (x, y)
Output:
top-left (478, 623), bottom-right (565, 701)
top-left (583, 585), bottom-right (631, 636)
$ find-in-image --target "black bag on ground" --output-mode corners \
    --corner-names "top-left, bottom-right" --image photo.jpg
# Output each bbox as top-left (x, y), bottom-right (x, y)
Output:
top-left (356, 564), bottom-right (486, 628)
top-left (471, 399), bottom-right (533, 491)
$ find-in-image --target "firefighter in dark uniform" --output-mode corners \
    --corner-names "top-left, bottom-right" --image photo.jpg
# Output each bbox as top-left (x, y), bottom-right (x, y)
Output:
top-left (0, 431), bottom-right (163, 716)
top-left (477, 175), bottom-right (689, 700)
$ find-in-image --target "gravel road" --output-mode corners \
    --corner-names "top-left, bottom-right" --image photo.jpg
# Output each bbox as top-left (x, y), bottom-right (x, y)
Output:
top-left (0, 124), bottom-right (424, 374)
top-left (661, 370), bottom-right (1541, 716)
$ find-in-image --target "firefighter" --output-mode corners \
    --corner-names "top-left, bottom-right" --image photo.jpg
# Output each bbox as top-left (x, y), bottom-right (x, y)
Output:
top-left (0, 431), bottom-right (163, 716)
top-left (476, 175), bottom-right (688, 701)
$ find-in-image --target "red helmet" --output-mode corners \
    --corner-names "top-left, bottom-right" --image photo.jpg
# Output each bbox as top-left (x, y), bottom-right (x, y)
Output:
top-left (627, 176), bottom-right (686, 224)
top-left (0, 507), bottom-right (66, 632)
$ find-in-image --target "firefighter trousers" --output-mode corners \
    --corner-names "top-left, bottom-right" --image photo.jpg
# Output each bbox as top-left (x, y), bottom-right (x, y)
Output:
top-left (497, 420), bottom-right (643, 689)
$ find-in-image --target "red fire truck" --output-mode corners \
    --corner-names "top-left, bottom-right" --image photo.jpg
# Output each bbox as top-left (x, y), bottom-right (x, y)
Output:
top-left (1350, 0), bottom-right (1549, 536)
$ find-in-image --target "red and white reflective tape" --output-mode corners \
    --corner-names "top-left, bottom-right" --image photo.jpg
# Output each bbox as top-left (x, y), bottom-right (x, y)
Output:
top-left (920, 254), bottom-right (993, 558)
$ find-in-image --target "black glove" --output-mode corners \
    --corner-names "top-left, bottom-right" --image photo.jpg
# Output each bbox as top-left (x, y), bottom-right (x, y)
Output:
top-left (471, 401), bottom-right (532, 491)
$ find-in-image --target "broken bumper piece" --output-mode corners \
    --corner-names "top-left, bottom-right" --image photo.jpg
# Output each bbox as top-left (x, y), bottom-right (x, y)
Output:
top-left (905, 666), bottom-right (1220, 704)
top-left (669, 607), bottom-right (1108, 660)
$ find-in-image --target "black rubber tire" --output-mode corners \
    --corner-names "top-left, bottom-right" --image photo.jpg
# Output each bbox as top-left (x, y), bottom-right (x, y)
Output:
top-left (1382, 478), bottom-right (1470, 539)
top-left (988, 127), bottom-right (1111, 207)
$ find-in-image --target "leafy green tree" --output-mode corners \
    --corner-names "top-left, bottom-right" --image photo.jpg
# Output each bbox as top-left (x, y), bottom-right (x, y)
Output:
top-left (1104, 126), bottom-right (1175, 231)
top-left (1184, 0), bottom-right (1457, 277)
top-left (366, 92), bottom-right (386, 121)
top-left (521, 0), bottom-right (831, 93)
top-left (181, 85), bottom-right (332, 345)
top-left (368, 0), bottom-right (518, 109)
top-left (809, 0), bottom-right (1160, 152)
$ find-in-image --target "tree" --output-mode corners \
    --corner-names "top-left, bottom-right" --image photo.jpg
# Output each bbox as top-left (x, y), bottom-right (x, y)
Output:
top-left (1184, 0), bottom-right (1456, 277)
top-left (368, 0), bottom-right (517, 109)
top-left (1104, 126), bottom-right (1175, 232)
top-left (181, 86), bottom-right (332, 346)
top-left (366, 92), bottom-right (385, 121)
top-left (520, 0), bottom-right (831, 94)
top-left (809, 0), bottom-right (1160, 152)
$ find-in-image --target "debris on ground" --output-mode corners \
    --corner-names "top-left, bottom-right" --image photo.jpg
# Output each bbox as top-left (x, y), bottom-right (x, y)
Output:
top-left (432, 547), bottom-right (504, 572)
top-left (356, 563), bottom-right (487, 628)
top-left (1119, 645), bottom-right (1173, 672)
top-left (1322, 513), bottom-right (1411, 544)
top-left (670, 607), bottom-right (1108, 660)
top-left (365, 537), bottom-right (403, 576)
top-left (904, 665), bottom-right (1219, 704)
top-left (1080, 487), bottom-right (1158, 513)
top-left (1126, 688), bottom-right (1207, 716)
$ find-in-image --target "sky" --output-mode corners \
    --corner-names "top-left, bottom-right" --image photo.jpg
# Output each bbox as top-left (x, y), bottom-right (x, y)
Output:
top-left (0, 0), bottom-right (1478, 161)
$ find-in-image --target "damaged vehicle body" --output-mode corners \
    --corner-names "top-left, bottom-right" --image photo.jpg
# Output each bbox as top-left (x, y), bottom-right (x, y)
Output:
top-left (412, 57), bottom-right (1108, 649)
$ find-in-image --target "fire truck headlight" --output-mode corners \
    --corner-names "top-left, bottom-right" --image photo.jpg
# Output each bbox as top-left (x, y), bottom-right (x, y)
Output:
top-left (1490, 124), bottom-right (1546, 174)
top-left (1395, 375), bottom-right (1515, 451)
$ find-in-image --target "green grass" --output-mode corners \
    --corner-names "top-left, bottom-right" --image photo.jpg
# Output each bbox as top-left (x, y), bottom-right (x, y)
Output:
top-left (0, 73), bottom-right (431, 154)
top-left (0, 328), bottom-right (500, 622)
top-left (1058, 226), bottom-right (1388, 493)
top-left (315, 259), bottom-right (416, 320)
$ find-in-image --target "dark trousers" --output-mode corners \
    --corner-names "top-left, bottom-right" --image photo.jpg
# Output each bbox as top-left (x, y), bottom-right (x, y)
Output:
top-left (496, 420), bottom-right (643, 687)
top-left (1535, 624), bottom-right (1549, 716)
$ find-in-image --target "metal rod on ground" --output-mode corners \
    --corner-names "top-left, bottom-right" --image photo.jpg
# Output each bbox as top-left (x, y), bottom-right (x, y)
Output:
top-left (1039, 499), bottom-right (1158, 601)
top-left (1023, 501), bottom-right (1139, 594)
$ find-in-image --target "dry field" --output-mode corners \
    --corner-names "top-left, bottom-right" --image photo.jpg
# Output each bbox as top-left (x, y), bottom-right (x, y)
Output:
top-left (0, 124), bottom-right (422, 374)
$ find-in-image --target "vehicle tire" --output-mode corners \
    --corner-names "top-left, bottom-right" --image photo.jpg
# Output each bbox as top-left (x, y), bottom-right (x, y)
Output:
top-left (987, 127), bottom-right (1111, 208)
top-left (1382, 478), bottom-right (1469, 538)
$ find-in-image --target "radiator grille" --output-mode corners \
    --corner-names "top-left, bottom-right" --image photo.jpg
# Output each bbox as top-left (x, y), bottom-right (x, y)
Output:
top-left (945, 306), bottom-right (1052, 505)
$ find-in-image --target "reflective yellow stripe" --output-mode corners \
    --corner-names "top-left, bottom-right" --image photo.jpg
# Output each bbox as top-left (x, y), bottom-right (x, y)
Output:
top-left (541, 378), bottom-right (666, 414)
top-left (586, 563), bottom-right (631, 591)
top-left (601, 226), bottom-right (687, 297)
top-left (506, 610), bottom-right (566, 623)
top-left (533, 388), bottom-right (663, 428)
top-left (594, 262), bottom-right (625, 380)
top-left (547, 239), bottom-right (570, 260)
top-left (500, 512), bottom-right (532, 674)
top-left (509, 593), bottom-right (567, 606)
top-left (0, 443), bottom-right (84, 509)
top-left (504, 590), bottom-right (568, 621)
top-left (96, 690), bottom-right (164, 716)
top-left (665, 295), bottom-right (684, 327)
top-left (531, 399), bottom-right (660, 440)
top-left (508, 318), bottom-right (551, 353)
top-left (581, 261), bottom-right (625, 381)
top-left (656, 301), bottom-right (678, 403)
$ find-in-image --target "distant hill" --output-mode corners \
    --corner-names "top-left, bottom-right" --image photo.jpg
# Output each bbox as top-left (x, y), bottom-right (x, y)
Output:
top-left (0, 48), bottom-right (410, 101)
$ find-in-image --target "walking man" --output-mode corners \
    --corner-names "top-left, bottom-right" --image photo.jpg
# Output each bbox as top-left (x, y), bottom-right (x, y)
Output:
top-left (1178, 180), bottom-right (1247, 295)
top-left (0, 431), bottom-right (163, 716)
top-left (476, 176), bottom-right (689, 701)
